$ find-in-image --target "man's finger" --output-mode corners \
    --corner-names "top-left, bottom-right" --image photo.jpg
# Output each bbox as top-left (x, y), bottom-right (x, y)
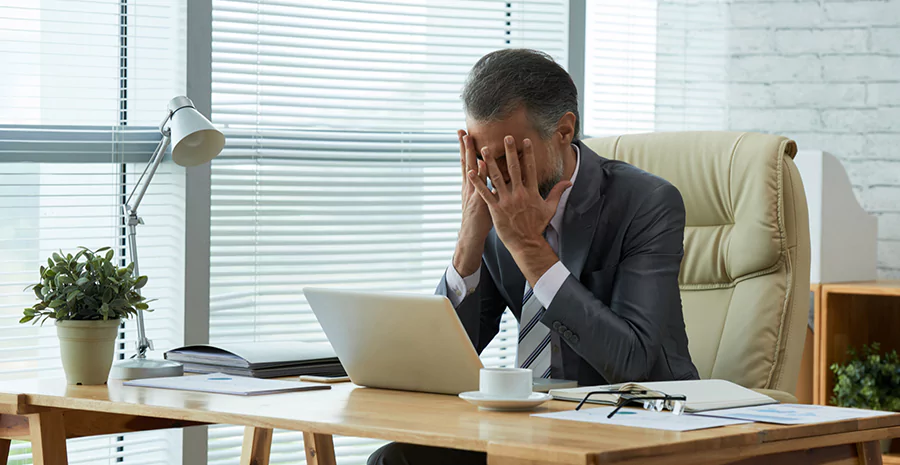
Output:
top-left (544, 180), bottom-right (573, 211)
top-left (523, 138), bottom-right (538, 190)
top-left (482, 147), bottom-right (507, 195)
top-left (504, 135), bottom-right (523, 190)
top-left (477, 159), bottom-right (488, 183)
top-left (458, 130), bottom-right (467, 180)
top-left (464, 134), bottom-right (477, 176)
top-left (468, 170), bottom-right (498, 204)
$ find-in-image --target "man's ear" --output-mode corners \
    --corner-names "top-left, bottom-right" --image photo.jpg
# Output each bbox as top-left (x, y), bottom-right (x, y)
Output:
top-left (555, 112), bottom-right (577, 145)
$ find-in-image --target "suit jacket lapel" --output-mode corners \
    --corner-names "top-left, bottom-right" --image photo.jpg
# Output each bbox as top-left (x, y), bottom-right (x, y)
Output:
top-left (560, 141), bottom-right (608, 279)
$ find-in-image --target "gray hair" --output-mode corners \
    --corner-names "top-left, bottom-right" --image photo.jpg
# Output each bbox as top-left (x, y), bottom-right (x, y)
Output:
top-left (462, 49), bottom-right (580, 140)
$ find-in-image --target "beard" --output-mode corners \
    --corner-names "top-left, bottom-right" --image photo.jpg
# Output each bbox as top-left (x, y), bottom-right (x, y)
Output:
top-left (538, 145), bottom-right (565, 199)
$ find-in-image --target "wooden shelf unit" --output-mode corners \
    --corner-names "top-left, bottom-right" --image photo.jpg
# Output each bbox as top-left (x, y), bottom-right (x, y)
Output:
top-left (813, 281), bottom-right (900, 406)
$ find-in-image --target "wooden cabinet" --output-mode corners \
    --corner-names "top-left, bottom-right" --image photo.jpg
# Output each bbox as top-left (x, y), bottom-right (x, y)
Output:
top-left (812, 281), bottom-right (900, 462)
top-left (813, 281), bottom-right (900, 406)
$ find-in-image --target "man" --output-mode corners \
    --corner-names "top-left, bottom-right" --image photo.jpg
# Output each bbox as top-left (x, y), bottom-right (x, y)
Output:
top-left (369, 48), bottom-right (698, 465)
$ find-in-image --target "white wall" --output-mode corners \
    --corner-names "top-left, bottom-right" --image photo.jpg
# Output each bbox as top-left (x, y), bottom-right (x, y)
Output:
top-left (722, 0), bottom-right (900, 278)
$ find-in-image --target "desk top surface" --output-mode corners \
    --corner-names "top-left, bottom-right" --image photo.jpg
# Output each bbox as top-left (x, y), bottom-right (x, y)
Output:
top-left (1, 378), bottom-right (899, 464)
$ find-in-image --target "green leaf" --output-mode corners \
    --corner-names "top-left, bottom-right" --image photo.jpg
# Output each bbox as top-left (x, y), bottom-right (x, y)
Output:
top-left (135, 302), bottom-right (149, 310)
top-left (26, 247), bottom-right (153, 321)
top-left (19, 315), bottom-right (34, 324)
top-left (832, 342), bottom-right (900, 411)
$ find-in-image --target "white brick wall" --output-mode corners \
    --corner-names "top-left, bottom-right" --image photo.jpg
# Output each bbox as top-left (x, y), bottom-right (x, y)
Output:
top-left (721, 0), bottom-right (900, 277)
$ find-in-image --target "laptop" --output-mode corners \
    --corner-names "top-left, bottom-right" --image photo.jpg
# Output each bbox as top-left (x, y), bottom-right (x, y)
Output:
top-left (304, 287), bottom-right (483, 395)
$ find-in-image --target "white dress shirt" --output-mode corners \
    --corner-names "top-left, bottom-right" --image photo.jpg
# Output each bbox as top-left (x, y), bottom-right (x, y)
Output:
top-left (446, 144), bottom-right (581, 308)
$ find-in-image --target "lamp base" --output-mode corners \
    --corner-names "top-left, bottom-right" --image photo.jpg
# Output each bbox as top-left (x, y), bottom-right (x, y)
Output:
top-left (110, 358), bottom-right (183, 380)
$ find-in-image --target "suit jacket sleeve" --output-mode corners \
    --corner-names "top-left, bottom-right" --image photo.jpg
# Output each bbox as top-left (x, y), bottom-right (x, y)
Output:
top-left (540, 183), bottom-right (686, 383)
top-left (436, 259), bottom-right (507, 354)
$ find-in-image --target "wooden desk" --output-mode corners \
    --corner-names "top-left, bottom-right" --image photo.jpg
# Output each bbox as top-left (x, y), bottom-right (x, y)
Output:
top-left (1, 379), bottom-right (899, 465)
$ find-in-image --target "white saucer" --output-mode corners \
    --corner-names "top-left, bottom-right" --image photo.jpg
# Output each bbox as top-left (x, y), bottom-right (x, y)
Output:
top-left (458, 391), bottom-right (552, 411)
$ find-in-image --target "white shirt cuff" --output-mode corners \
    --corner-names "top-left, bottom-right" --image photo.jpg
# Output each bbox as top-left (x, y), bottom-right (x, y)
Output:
top-left (446, 263), bottom-right (481, 307)
top-left (533, 261), bottom-right (571, 308)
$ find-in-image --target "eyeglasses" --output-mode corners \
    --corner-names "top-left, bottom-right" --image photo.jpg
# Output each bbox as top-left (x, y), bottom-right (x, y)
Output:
top-left (575, 389), bottom-right (687, 419)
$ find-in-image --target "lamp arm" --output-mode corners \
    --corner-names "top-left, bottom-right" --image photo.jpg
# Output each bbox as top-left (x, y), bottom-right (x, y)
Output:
top-left (124, 131), bottom-right (170, 358)
top-left (126, 132), bottom-right (171, 215)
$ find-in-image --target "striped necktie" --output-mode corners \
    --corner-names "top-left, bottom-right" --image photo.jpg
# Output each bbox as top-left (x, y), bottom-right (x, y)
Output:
top-left (517, 281), bottom-right (552, 379)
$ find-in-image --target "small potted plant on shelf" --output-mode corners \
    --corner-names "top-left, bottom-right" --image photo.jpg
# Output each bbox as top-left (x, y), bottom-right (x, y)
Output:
top-left (20, 246), bottom-right (152, 385)
top-left (831, 342), bottom-right (900, 454)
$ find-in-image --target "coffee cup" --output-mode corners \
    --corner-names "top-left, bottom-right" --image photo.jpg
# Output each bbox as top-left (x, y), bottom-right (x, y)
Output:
top-left (478, 367), bottom-right (532, 398)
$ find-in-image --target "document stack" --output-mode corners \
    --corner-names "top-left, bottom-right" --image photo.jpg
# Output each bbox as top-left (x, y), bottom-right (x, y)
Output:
top-left (164, 341), bottom-right (346, 378)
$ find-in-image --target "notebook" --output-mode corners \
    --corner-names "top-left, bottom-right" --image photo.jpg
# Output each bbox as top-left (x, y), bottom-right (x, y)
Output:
top-left (124, 373), bottom-right (332, 396)
top-left (549, 379), bottom-right (777, 413)
top-left (164, 341), bottom-right (346, 378)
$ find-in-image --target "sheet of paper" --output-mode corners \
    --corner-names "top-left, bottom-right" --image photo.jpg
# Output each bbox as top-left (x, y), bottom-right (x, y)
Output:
top-left (533, 407), bottom-right (751, 431)
top-left (124, 373), bottom-right (331, 396)
top-left (696, 403), bottom-right (896, 425)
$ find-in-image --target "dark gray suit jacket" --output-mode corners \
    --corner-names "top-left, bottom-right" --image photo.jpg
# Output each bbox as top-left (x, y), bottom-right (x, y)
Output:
top-left (438, 141), bottom-right (699, 386)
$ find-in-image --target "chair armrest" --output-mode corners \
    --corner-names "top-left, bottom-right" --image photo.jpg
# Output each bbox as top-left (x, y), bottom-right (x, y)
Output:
top-left (752, 389), bottom-right (798, 404)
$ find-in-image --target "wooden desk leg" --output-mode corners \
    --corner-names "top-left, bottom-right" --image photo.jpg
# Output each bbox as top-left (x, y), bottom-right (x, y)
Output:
top-left (28, 411), bottom-right (67, 465)
top-left (1, 438), bottom-right (10, 463)
top-left (856, 441), bottom-right (882, 465)
top-left (239, 427), bottom-right (273, 465)
top-left (303, 432), bottom-right (336, 465)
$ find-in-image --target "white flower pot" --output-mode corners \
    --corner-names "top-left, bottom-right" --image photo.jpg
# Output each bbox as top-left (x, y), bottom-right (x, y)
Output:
top-left (55, 319), bottom-right (120, 385)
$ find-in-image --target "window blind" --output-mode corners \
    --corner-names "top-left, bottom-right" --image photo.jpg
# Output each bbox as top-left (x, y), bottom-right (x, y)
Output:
top-left (209, 0), bottom-right (568, 463)
top-left (0, 127), bottom-right (186, 465)
top-left (0, 1), bottom-right (185, 464)
top-left (583, 1), bottom-right (727, 137)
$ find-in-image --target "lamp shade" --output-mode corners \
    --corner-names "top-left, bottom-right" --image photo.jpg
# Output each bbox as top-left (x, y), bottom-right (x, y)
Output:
top-left (168, 99), bottom-right (225, 167)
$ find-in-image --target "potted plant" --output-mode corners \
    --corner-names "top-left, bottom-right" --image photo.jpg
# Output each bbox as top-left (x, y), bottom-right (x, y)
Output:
top-left (20, 246), bottom-right (152, 385)
top-left (831, 342), bottom-right (900, 453)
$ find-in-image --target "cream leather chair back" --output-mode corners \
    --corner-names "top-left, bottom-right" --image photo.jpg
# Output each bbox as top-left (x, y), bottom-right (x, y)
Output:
top-left (584, 132), bottom-right (810, 395)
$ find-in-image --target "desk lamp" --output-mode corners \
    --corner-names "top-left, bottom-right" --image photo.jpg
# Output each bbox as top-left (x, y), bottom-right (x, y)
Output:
top-left (110, 96), bottom-right (225, 380)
